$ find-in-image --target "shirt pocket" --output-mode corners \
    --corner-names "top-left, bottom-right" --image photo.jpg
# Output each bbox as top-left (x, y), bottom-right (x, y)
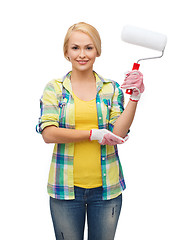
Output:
top-left (102, 99), bottom-right (112, 122)
top-left (58, 98), bottom-right (68, 125)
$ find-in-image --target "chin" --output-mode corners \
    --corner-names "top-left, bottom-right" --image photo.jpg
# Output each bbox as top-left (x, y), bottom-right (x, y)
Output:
top-left (73, 65), bottom-right (94, 72)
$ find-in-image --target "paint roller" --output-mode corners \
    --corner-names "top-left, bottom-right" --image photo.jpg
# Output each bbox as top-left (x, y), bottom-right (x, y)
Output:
top-left (121, 25), bottom-right (167, 94)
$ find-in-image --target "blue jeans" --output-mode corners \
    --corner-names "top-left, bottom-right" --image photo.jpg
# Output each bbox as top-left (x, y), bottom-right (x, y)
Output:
top-left (50, 186), bottom-right (122, 240)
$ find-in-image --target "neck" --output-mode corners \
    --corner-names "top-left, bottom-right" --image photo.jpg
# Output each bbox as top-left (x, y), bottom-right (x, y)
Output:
top-left (70, 69), bottom-right (96, 83)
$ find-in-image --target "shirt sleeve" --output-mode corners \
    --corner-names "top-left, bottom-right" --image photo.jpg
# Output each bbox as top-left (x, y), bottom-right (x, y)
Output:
top-left (36, 80), bottom-right (59, 133)
top-left (108, 82), bottom-right (125, 132)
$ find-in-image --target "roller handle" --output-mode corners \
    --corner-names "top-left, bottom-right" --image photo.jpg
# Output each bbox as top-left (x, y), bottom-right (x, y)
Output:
top-left (126, 63), bottom-right (140, 94)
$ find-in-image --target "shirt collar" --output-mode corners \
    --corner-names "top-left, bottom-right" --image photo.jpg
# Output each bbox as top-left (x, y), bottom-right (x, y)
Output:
top-left (62, 71), bottom-right (73, 95)
top-left (62, 71), bottom-right (112, 95)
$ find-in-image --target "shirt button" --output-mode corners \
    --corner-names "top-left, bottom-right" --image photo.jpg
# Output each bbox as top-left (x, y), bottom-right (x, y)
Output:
top-left (103, 173), bottom-right (106, 177)
top-left (102, 157), bottom-right (105, 160)
top-left (97, 102), bottom-right (100, 104)
top-left (99, 117), bottom-right (102, 120)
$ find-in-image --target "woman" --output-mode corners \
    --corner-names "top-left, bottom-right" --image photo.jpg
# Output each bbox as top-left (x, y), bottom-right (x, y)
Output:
top-left (36, 22), bottom-right (144, 240)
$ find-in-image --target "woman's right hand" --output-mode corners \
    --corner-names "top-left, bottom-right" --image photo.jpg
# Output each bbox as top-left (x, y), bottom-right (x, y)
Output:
top-left (120, 70), bottom-right (144, 101)
top-left (89, 129), bottom-right (126, 145)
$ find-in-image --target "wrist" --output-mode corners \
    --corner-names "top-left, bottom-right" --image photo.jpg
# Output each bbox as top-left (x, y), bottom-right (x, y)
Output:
top-left (89, 130), bottom-right (92, 141)
top-left (129, 93), bottom-right (141, 102)
top-left (130, 98), bottom-right (139, 102)
top-left (90, 129), bottom-right (98, 141)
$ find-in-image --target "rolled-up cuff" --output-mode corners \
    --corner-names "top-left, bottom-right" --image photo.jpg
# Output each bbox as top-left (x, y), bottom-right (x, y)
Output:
top-left (36, 120), bottom-right (59, 134)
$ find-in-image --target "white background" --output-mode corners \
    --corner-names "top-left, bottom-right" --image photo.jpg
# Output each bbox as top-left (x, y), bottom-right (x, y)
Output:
top-left (1, 0), bottom-right (194, 239)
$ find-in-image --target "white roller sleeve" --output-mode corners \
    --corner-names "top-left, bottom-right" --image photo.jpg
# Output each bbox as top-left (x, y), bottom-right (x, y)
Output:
top-left (121, 25), bottom-right (167, 51)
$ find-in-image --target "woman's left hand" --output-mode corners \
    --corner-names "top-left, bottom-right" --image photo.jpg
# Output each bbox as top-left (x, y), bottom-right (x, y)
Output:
top-left (120, 70), bottom-right (144, 102)
top-left (90, 129), bottom-right (126, 145)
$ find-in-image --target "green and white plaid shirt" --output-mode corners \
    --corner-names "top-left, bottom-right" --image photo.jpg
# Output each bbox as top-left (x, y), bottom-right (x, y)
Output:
top-left (36, 71), bottom-right (127, 200)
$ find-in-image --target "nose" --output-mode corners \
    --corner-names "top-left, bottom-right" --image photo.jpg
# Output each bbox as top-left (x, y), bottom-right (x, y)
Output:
top-left (79, 49), bottom-right (86, 58)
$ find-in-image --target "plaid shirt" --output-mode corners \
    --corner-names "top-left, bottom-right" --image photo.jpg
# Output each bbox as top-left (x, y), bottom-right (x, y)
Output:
top-left (36, 71), bottom-right (126, 200)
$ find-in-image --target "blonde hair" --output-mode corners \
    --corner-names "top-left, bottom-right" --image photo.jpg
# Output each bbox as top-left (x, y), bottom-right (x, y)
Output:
top-left (63, 22), bottom-right (101, 60)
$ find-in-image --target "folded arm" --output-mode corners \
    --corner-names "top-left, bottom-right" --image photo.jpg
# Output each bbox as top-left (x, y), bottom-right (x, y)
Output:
top-left (112, 70), bottom-right (144, 138)
top-left (42, 126), bottom-right (90, 144)
top-left (113, 100), bottom-right (138, 138)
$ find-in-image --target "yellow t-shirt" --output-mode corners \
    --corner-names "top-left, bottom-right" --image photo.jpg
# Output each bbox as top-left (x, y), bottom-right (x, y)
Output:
top-left (73, 92), bottom-right (102, 188)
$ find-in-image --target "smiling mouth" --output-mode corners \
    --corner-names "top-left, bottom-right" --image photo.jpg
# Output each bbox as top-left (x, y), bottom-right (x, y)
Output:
top-left (77, 60), bottom-right (89, 64)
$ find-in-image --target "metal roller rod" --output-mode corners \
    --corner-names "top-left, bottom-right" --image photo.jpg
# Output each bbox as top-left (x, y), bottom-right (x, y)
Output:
top-left (137, 49), bottom-right (165, 64)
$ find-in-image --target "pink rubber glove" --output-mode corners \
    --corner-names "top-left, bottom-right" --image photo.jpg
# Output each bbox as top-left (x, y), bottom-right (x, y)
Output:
top-left (90, 129), bottom-right (126, 145)
top-left (121, 70), bottom-right (144, 102)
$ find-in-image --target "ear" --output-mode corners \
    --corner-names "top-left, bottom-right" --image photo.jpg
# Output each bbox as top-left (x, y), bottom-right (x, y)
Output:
top-left (64, 49), bottom-right (69, 60)
top-left (65, 54), bottom-right (70, 61)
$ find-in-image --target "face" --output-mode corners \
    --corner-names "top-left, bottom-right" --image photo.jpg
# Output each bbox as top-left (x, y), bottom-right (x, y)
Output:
top-left (66, 31), bottom-right (99, 73)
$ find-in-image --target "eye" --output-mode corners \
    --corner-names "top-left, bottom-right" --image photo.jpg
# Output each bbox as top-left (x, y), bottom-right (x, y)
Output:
top-left (86, 46), bottom-right (93, 50)
top-left (72, 46), bottom-right (79, 50)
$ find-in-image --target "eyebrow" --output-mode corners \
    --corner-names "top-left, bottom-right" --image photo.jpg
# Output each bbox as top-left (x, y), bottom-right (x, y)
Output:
top-left (71, 43), bottom-right (94, 46)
